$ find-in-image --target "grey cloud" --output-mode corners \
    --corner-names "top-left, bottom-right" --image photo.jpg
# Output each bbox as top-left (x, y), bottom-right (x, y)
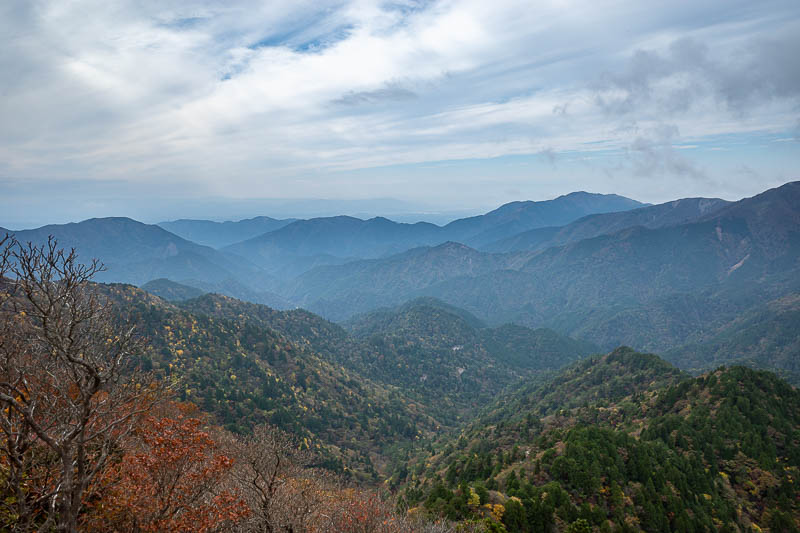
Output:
top-left (538, 148), bottom-right (557, 165)
top-left (596, 27), bottom-right (800, 116)
top-left (626, 124), bottom-right (706, 180)
top-left (734, 164), bottom-right (760, 181)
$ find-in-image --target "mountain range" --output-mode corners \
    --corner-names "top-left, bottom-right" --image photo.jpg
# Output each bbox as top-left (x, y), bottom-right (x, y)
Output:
top-left (3, 180), bottom-right (798, 530)
top-left (0, 217), bottom-right (265, 286)
top-left (3, 182), bottom-right (798, 380)
top-left (158, 216), bottom-right (296, 248)
top-left (282, 182), bottom-right (800, 379)
top-left (482, 196), bottom-right (730, 253)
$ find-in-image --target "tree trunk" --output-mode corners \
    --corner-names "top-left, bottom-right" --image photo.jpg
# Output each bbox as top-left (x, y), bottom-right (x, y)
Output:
top-left (56, 452), bottom-right (78, 533)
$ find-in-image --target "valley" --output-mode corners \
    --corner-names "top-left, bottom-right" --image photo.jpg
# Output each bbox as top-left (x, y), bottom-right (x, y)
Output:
top-left (2, 182), bottom-right (798, 531)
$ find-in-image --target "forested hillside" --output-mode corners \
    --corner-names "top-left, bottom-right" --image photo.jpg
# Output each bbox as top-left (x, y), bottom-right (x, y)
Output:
top-left (398, 349), bottom-right (800, 532)
top-left (2, 182), bottom-right (798, 532)
top-left (282, 182), bottom-right (800, 381)
top-left (167, 293), bottom-right (594, 426)
top-left (102, 284), bottom-right (438, 478)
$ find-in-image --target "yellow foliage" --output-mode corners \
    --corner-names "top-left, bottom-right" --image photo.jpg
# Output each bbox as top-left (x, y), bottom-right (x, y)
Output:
top-left (483, 503), bottom-right (504, 521)
top-left (467, 488), bottom-right (480, 508)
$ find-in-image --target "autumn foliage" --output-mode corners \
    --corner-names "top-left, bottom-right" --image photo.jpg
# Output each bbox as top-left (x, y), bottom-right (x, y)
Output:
top-left (84, 407), bottom-right (249, 532)
top-left (0, 237), bottom-right (477, 533)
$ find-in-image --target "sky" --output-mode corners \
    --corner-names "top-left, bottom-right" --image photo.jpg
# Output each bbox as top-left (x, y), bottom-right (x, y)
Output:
top-left (1, 0), bottom-right (799, 228)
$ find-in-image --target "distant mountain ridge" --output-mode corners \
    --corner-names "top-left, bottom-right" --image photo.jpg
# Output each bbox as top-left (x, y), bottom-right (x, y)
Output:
top-left (5, 183), bottom-right (798, 380)
top-left (283, 182), bottom-right (800, 376)
top-left (444, 191), bottom-right (646, 247)
top-left (483, 196), bottom-right (730, 252)
top-left (3, 217), bottom-right (268, 287)
top-left (223, 192), bottom-right (646, 277)
top-left (3, 191), bottom-right (646, 286)
top-left (158, 216), bottom-right (296, 248)
top-left (285, 241), bottom-right (518, 320)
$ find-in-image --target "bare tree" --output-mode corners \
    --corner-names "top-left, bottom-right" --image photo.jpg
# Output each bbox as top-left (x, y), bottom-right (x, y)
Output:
top-left (0, 236), bottom-right (160, 532)
top-left (227, 423), bottom-right (320, 533)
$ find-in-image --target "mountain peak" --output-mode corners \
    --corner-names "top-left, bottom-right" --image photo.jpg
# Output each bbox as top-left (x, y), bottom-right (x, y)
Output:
top-left (434, 241), bottom-right (474, 251)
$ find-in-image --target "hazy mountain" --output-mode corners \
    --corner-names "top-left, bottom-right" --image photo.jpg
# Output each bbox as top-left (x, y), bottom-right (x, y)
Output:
top-left (158, 216), bottom-right (296, 248)
top-left (141, 278), bottom-right (207, 301)
top-left (286, 242), bottom-right (517, 320)
top-left (483, 196), bottom-right (730, 253)
top-left (224, 215), bottom-right (442, 277)
top-left (176, 277), bottom-right (293, 310)
top-left (665, 292), bottom-right (800, 379)
top-left (4, 191), bottom-right (648, 291)
top-left (426, 183), bottom-right (800, 358)
top-left (4, 217), bottom-right (272, 289)
top-left (223, 192), bottom-right (644, 277)
top-left (444, 191), bottom-right (646, 247)
top-left (284, 182), bottom-right (800, 374)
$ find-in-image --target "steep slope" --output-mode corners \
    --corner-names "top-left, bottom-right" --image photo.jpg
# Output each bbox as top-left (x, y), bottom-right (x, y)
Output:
top-left (400, 351), bottom-right (800, 532)
top-left (481, 347), bottom-right (686, 422)
top-left (5, 217), bottom-right (269, 288)
top-left (341, 299), bottom-right (597, 416)
top-left (158, 216), bottom-right (296, 248)
top-left (515, 182), bottom-right (800, 305)
top-left (484, 264), bottom-right (796, 363)
top-left (287, 242), bottom-right (516, 320)
top-left (101, 284), bottom-right (438, 478)
top-left (179, 294), bottom-right (596, 425)
top-left (483, 197), bottom-right (730, 253)
top-left (423, 183), bottom-right (800, 358)
top-left (666, 292), bottom-right (800, 379)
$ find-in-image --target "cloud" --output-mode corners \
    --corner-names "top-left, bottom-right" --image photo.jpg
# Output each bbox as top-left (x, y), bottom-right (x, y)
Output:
top-left (1, 0), bottom-right (799, 223)
top-left (594, 26), bottom-right (800, 117)
top-left (625, 124), bottom-right (706, 180)
top-left (332, 83), bottom-right (417, 105)
top-left (538, 148), bottom-right (558, 166)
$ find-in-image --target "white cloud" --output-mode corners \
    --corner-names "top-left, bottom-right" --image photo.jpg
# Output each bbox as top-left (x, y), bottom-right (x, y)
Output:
top-left (1, 0), bottom-right (799, 222)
